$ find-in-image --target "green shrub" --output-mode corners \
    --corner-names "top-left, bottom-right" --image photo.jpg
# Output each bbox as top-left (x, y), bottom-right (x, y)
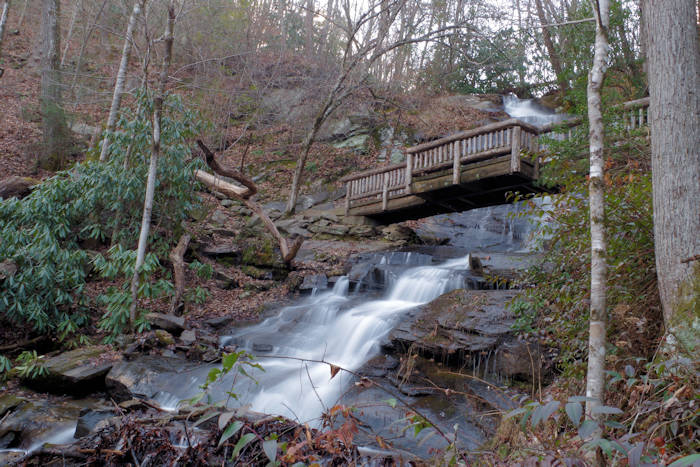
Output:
top-left (0, 92), bottom-right (207, 338)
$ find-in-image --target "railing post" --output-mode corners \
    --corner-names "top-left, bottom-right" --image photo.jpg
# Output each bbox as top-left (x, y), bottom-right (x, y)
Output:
top-left (405, 153), bottom-right (412, 194)
top-left (382, 172), bottom-right (389, 211)
top-left (510, 126), bottom-right (522, 173)
top-left (452, 141), bottom-right (460, 185)
top-left (344, 181), bottom-right (351, 216)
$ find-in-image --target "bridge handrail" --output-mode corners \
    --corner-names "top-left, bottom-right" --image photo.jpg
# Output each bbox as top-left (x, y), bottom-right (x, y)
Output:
top-left (342, 97), bottom-right (650, 214)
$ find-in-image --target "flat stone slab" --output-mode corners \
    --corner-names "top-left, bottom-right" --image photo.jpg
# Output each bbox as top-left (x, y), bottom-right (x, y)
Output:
top-left (28, 346), bottom-right (113, 394)
top-left (146, 313), bottom-right (185, 335)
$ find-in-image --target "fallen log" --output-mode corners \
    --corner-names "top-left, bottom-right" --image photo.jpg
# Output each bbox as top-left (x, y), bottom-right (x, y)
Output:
top-left (194, 140), bottom-right (303, 264)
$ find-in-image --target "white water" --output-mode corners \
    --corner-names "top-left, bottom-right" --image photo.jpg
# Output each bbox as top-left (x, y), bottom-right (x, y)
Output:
top-left (503, 94), bottom-right (568, 127)
top-left (159, 254), bottom-right (479, 424)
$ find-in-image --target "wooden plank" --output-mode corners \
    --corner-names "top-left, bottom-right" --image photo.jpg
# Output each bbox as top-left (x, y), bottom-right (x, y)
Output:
top-left (452, 141), bottom-right (460, 185)
top-left (510, 125), bottom-right (521, 174)
top-left (405, 119), bottom-right (541, 154)
top-left (382, 172), bottom-right (389, 211)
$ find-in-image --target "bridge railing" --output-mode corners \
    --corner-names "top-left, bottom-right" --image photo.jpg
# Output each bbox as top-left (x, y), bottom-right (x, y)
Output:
top-left (341, 97), bottom-right (649, 214)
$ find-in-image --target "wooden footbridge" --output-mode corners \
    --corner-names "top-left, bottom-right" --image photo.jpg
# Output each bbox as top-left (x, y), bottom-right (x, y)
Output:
top-left (342, 98), bottom-right (649, 224)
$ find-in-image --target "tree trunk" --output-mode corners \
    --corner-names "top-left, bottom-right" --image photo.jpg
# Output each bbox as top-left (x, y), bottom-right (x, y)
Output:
top-left (535, 0), bottom-right (568, 94)
top-left (100, 0), bottom-right (144, 162)
top-left (59, 0), bottom-right (81, 67)
top-left (129, 2), bottom-right (175, 329)
top-left (168, 232), bottom-right (191, 315)
top-left (644, 0), bottom-right (700, 347)
top-left (39, 0), bottom-right (67, 170)
top-left (0, 1), bottom-right (10, 64)
top-left (584, 0), bottom-right (609, 423)
top-left (304, 0), bottom-right (314, 53)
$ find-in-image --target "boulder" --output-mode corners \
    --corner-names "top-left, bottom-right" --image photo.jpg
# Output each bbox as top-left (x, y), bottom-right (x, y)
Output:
top-left (209, 208), bottom-right (229, 226)
top-left (381, 224), bottom-right (421, 244)
top-left (205, 315), bottom-right (234, 329)
top-left (155, 329), bottom-right (175, 346)
top-left (179, 330), bottom-right (196, 346)
top-left (27, 347), bottom-right (113, 394)
top-left (0, 176), bottom-right (38, 200)
top-left (146, 313), bottom-right (185, 335)
top-left (349, 224), bottom-right (376, 238)
top-left (299, 274), bottom-right (328, 292)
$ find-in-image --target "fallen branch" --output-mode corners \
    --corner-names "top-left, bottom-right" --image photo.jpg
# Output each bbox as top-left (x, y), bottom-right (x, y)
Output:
top-left (168, 232), bottom-right (191, 315)
top-left (0, 336), bottom-right (44, 352)
top-left (194, 140), bottom-right (304, 264)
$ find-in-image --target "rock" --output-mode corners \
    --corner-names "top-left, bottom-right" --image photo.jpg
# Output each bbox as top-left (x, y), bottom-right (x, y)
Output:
top-left (199, 241), bottom-right (241, 258)
top-left (382, 224), bottom-right (421, 244)
top-left (360, 354), bottom-right (399, 378)
top-left (349, 224), bottom-right (376, 237)
top-left (221, 199), bottom-right (237, 207)
top-left (388, 289), bottom-right (520, 365)
top-left (106, 356), bottom-right (200, 401)
top-left (155, 329), bottom-right (175, 346)
top-left (300, 274), bottom-right (328, 292)
top-left (179, 330), bottom-right (196, 346)
top-left (209, 208), bottom-right (229, 226)
top-left (146, 313), bottom-right (185, 335)
top-left (333, 134), bottom-right (370, 153)
top-left (0, 176), bottom-right (38, 200)
top-left (0, 260), bottom-right (17, 280)
top-left (205, 315), bottom-right (234, 329)
top-left (27, 347), bottom-right (113, 394)
top-left (309, 222), bottom-right (350, 236)
top-left (211, 227), bottom-right (238, 237)
top-left (495, 340), bottom-right (543, 381)
top-left (75, 409), bottom-right (114, 438)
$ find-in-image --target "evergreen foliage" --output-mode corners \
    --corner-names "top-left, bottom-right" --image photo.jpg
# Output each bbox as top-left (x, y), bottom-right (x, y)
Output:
top-left (0, 92), bottom-right (206, 338)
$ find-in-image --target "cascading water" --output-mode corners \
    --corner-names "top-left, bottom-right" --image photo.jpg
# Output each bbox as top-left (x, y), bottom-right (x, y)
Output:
top-left (154, 254), bottom-right (480, 425)
top-left (502, 94), bottom-right (569, 127)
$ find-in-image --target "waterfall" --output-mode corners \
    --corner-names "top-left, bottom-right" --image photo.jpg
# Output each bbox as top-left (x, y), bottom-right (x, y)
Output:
top-left (156, 254), bottom-right (479, 425)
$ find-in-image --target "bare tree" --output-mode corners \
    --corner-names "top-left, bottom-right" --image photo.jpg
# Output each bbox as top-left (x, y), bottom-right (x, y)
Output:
top-left (534, 0), bottom-right (567, 94)
top-left (0, 1), bottom-right (10, 71)
top-left (59, 0), bottom-right (81, 68)
top-left (39, 0), bottom-right (68, 170)
top-left (285, 0), bottom-right (462, 214)
top-left (584, 0), bottom-right (609, 422)
top-left (644, 0), bottom-right (700, 348)
top-left (100, 0), bottom-right (145, 162)
top-left (129, 1), bottom-right (175, 329)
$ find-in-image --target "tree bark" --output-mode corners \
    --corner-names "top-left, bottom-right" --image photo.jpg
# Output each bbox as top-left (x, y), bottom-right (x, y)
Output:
top-left (535, 0), bottom-right (568, 94)
top-left (100, 0), bottom-right (144, 162)
top-left (584, 0), bottom-right (609, 423)
top-left (129, 2), bottom-right (175, 329)
top-left (644, 0), bottom-right (700, 345)
top-left (39, 0), bottom-right (67, 170)
top-left (59, 0), bottom-right (81, 67)
top-left (168, 232), bottom-right (191, 315)
top-left (195, 140), bottom-right (303, 264)
top-left (0, 1), bottom-right (10, 65)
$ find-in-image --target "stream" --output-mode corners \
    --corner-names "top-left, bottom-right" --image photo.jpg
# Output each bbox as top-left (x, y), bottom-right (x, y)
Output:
top-left (1, 94), bottom-right (563, 460)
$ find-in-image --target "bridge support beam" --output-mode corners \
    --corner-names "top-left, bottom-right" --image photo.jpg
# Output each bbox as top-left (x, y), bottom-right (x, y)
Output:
top-left (510, 126), bottom-right (522, 173)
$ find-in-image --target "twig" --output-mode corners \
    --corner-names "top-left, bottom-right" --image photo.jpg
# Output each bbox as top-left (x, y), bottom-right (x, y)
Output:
top-left (0, 336), bottom-right (44, 351)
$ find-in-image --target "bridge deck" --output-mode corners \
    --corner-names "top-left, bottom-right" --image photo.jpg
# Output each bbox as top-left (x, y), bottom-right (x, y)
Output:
top-left (341, 97), bottom-right (649, 224)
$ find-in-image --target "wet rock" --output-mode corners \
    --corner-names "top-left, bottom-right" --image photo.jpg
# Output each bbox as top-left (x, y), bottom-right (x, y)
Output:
top-left (309, 222), bottom-right (350, 236)
top-left (299, 274), bottom-right (328, 293)
top-left (360, 354), bottom-right (399, 378)
top-left (388, 289), bottom-right (525, 371)
top-left (74, 409), bottom-right (114, 438)
top-left (495, 340), bottom-right (543, 381)
top-left (146, 313), bottom-right (185, 335)
top-left (106, 356), bottom-right (200, 402)
top-left (155, 330), bottom-right (175, 346)
top-left (28, 347), bottom-right (113, 394)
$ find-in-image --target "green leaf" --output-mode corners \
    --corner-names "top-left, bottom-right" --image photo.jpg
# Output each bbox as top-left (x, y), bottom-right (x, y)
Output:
top-left (591, 405), bottom-right (623, 415)
top-left (669, 454), bottom-right (700, 467)
top-left (578, 420), bottom-right (600, 439)
top-left (504, 407), bottom-right (528, 420)
top-left (231, 432), bottom-right (256, 459)
top-left (262, 439), bottom-right (277, 462)
top-left (192, 410), bottom-right (218, 427)
top-left (386, 398), bottom-right (397, 408)
top-left (565, 402), bottom-right (582, 427)
top-left (218, 420), bottom-right (243, 447)
top-left (218, 411), bottom-right (236, 430)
